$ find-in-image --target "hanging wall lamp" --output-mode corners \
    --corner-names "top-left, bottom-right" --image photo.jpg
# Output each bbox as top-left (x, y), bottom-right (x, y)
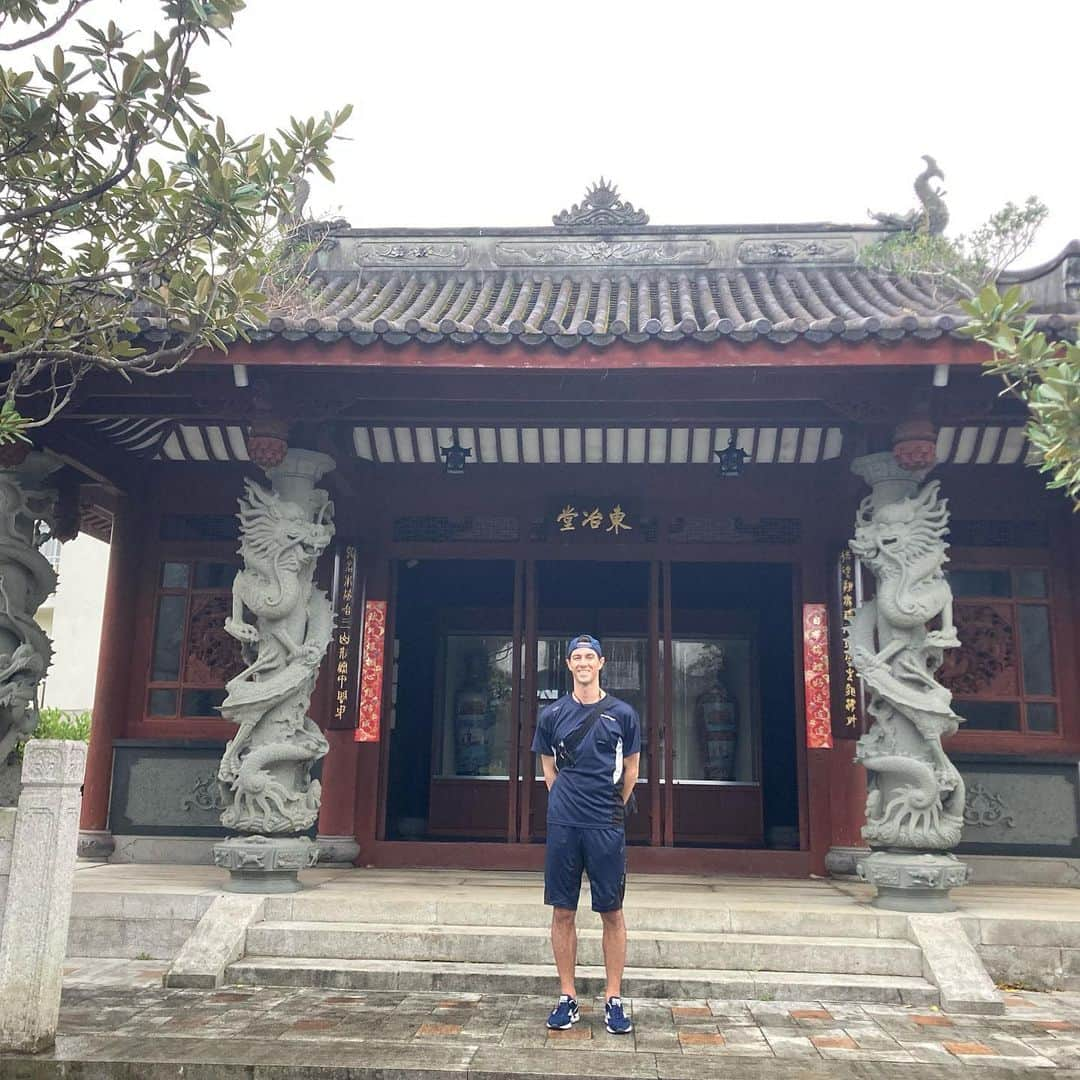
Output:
top-left (440, 430), bottom-right (472, 476)
top-left (715, 431), bottom-right (749, 478)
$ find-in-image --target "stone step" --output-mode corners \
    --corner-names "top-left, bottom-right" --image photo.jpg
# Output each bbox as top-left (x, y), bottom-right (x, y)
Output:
top-left (246, 921), bottom-right (924, 976)
top-left (227, 956), bottom-right (939, 1005)
top-left (273, 895), bottom-right (908, 939)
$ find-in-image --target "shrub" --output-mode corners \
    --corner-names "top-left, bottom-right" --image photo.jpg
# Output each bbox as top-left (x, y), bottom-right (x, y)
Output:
top-left (8, 708), bottom-right (92, 762)
top-left (30, 707), bottom-right (92, 743)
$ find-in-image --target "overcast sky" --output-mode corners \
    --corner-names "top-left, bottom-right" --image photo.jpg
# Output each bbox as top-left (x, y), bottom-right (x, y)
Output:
top-left (63, 1), bottom-right (1080, 265)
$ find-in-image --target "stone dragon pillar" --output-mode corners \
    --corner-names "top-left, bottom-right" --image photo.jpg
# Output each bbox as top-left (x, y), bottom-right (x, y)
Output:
top-left (213, 449), bottom-right (336, 892)
top-left (848, 452), bottom-right (968, 911)
top-left (0, 453), bottom-right (63, 782)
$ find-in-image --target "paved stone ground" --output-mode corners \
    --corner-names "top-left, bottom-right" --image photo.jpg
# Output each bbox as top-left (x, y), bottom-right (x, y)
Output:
top-left (2, 959), bottom-right (1080, 1078)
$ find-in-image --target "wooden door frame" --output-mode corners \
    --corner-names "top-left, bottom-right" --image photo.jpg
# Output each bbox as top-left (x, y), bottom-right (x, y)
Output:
top-left (377, 551), bottom-right (808, 855)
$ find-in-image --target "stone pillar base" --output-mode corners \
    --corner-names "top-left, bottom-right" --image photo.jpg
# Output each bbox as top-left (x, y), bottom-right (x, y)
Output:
top-left (315, 834), bottom-right (360, 867)
top-left (825, 845), bottom-right (871, 878)
top-left (857, 850), bottom-right (970, 912)
top-left (77, 830), bottom-right (115, 861)
top-left (212, 835), bottom-right (317, 894)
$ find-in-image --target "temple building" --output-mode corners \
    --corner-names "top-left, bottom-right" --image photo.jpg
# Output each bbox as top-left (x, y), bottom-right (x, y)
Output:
top-left (34, 178), bottom-right (1076, 878)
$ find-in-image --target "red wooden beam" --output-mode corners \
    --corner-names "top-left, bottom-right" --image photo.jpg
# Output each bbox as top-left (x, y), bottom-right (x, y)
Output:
top-left (194, 336), bottom-right (991, 371)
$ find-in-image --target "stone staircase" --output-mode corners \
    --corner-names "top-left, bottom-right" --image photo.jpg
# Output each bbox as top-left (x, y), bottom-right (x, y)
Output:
top-left (226, 892), bottom-right (939, 1005)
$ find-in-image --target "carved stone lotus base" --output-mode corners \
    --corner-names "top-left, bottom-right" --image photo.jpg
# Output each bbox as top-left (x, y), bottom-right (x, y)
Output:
top-left (213, 835), bottom-right (318, 893)
top-left (857, 850), bottom-right (970, 912)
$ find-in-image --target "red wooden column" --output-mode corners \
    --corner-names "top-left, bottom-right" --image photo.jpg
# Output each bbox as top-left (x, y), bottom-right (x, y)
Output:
top-left (78, 495), bottom-right (144, 859)
top-left (316, 730), bottom-right (361, 863)
top-left (315, 542), bottom-right (364, 865)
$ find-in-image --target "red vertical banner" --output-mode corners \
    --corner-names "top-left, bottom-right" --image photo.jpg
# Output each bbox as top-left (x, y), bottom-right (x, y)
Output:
top-left (803, 602), bottom-right (833, 749)
top-left (355, 599), bottom-right (387, 743)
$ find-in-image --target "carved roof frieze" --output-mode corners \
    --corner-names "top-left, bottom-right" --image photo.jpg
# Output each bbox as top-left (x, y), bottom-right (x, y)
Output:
top-left (737, 237), bottom-right (856, 264)
top-left (350, 241), bottom-right (469, 268)
top-left (493, 239), bottom-right (713, 268)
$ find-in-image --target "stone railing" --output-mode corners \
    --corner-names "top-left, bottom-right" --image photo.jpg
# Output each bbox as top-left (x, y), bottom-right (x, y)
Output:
top-left (0, 805), bottom-right (13, 917)
top-left (0, 740), bottom-right (87, 1052)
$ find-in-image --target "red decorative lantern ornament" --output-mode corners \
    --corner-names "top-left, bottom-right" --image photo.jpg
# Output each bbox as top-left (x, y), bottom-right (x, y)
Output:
top-left (245, 416), bottom-right (289, 470)
top-left (892, 415), bottom-right (937, 472)
top-left (0, 439), bottom-right (31, 469)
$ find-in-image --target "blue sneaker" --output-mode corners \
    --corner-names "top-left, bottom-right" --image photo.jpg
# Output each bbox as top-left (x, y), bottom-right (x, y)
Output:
top-left (605, 996), bottom-right (632, 1034)
top-left (546, 994), bottom-right (580, 1030)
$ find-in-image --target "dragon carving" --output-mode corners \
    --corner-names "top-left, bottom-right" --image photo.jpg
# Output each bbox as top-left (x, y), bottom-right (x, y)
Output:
top-left (871, 155), bottom-right (949, 237)
top-left (0, 468), bottom-right (58, 764)
top-left (848, 478), bottom-right (966, 850)
top-left (217, 467), bottom-right (335, 835)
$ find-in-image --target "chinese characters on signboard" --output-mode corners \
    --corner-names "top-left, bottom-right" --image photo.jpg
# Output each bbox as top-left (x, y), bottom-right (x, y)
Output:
top-left (554, 502), bottom-right (633, 536)
top-left (839, 549), bottom-right (860, 727)
top-left (332, 545), bottom-right (358, 725)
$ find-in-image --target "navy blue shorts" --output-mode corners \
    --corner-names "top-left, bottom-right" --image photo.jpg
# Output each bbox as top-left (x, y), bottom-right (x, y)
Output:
top-left (544, 823), bottom-right (626, 913)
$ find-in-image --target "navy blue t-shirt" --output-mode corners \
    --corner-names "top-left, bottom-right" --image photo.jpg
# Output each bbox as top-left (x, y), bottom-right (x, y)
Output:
top-left (531, 694), bottom-right (641, 829)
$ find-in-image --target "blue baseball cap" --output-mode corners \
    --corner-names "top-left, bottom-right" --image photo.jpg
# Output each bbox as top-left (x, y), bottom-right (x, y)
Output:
top-left (566, 634), bottom-right (603, 658)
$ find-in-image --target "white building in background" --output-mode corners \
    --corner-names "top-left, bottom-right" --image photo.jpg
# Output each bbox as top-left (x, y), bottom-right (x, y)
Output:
top-left (35, 534), bottom-right (109, 713)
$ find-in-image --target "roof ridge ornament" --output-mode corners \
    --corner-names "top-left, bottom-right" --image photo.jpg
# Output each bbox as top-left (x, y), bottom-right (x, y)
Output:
top-left (553, 178), bottom-right (649, 230)
top-left (870, 155), bottom-right (949, 236)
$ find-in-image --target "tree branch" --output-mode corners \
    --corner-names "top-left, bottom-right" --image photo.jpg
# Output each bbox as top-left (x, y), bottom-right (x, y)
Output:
top-left (0, 0), bottom-right (94, 51)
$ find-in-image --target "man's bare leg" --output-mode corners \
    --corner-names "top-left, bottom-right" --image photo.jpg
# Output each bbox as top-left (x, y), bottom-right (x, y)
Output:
top-left (551, 907), bottom-right (578, 997)
top-left (600, 908), bottom-right (626, 1000)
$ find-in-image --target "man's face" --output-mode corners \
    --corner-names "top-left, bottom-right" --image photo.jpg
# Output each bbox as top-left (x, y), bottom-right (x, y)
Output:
top-left (566, 647), bottom-right (604, 688)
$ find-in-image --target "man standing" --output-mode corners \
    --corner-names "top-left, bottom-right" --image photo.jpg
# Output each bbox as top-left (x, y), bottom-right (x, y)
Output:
top-left (531, 634), bottom-right (640, 1035)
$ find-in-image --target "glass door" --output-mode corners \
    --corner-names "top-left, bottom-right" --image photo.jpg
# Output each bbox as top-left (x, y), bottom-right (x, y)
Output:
top-left (385, 558), bottom-right (518, 842)
top-left (523, 560), bottom-right (655, 844)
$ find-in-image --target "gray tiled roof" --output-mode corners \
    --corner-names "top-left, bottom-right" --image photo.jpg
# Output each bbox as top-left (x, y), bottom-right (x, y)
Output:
top-left (255, 266), bottom-right (1053, 348)
top-left (252, 265), bottom-right (1078, 348)
top-left (232, 225), bottom-right (1079, 349)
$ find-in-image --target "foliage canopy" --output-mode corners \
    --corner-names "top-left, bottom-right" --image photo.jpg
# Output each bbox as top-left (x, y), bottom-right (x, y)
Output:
top-left (959, 286), bottom-right (1080, 508)
top-left (0, 0), bottom-right (350, 441)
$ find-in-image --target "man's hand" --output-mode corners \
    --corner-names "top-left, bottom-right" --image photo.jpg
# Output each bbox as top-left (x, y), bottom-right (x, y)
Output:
top-left (541, 754), bottom-right (557, 792)
top-left (621, 753), bottom-right (640, 804)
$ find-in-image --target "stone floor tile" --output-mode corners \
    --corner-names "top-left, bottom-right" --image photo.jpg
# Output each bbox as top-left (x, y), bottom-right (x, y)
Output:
top-left (547, 1026), bottom-right (593, 1042)
top-left (471, 1045), bottom-right (658, 1077)
top-left (679, 1031), bottom-right (725, 1046)
top-left (1027, 1043), bottom-right (1080, 1068)
top-left (748, 1004), bottom-right (799, 1028)
top-left (900, 1040), bottom-right (961, 1064)
top-left (842, 1023), bottom-right (902, 1049)
top-left (913, 1013), bottom-right (956, 1027)
top-left (417, 1021), bottom-right (465, 1036)
top-left (718, 1026), bottom-right (770, 1047)
top-left (791, 1008), bottom-right (833, 1021)
top-left (943, 1040), bottom-right (997, 1055)
top-left (811, 1034), bottom-right (856, 1050)
top-left (760, 1028), bottom-right (821, 1058)
top-left (630, 1028), bottom-right (681, 1052)
top-left (822, 1004), bottom-right (872, 1022)
top-left (498, 1020), bottom-right (550, 1049)
top-left (818, 1047), bottom-right (918, 1063)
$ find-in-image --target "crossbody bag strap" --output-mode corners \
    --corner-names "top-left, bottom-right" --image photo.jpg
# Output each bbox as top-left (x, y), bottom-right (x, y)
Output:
top-left (558, 698), bottom-right (610, 758)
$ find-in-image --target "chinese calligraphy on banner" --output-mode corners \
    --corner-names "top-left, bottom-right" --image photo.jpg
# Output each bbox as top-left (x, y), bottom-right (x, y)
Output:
top-left (332, 545), bottom-right (358, 726)
top-left (802, 603), bottom-right (833, 749)
top-left (838, 549), bottom-right (861, 727)
top-left (355, 599), bottom-right (387, 743)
